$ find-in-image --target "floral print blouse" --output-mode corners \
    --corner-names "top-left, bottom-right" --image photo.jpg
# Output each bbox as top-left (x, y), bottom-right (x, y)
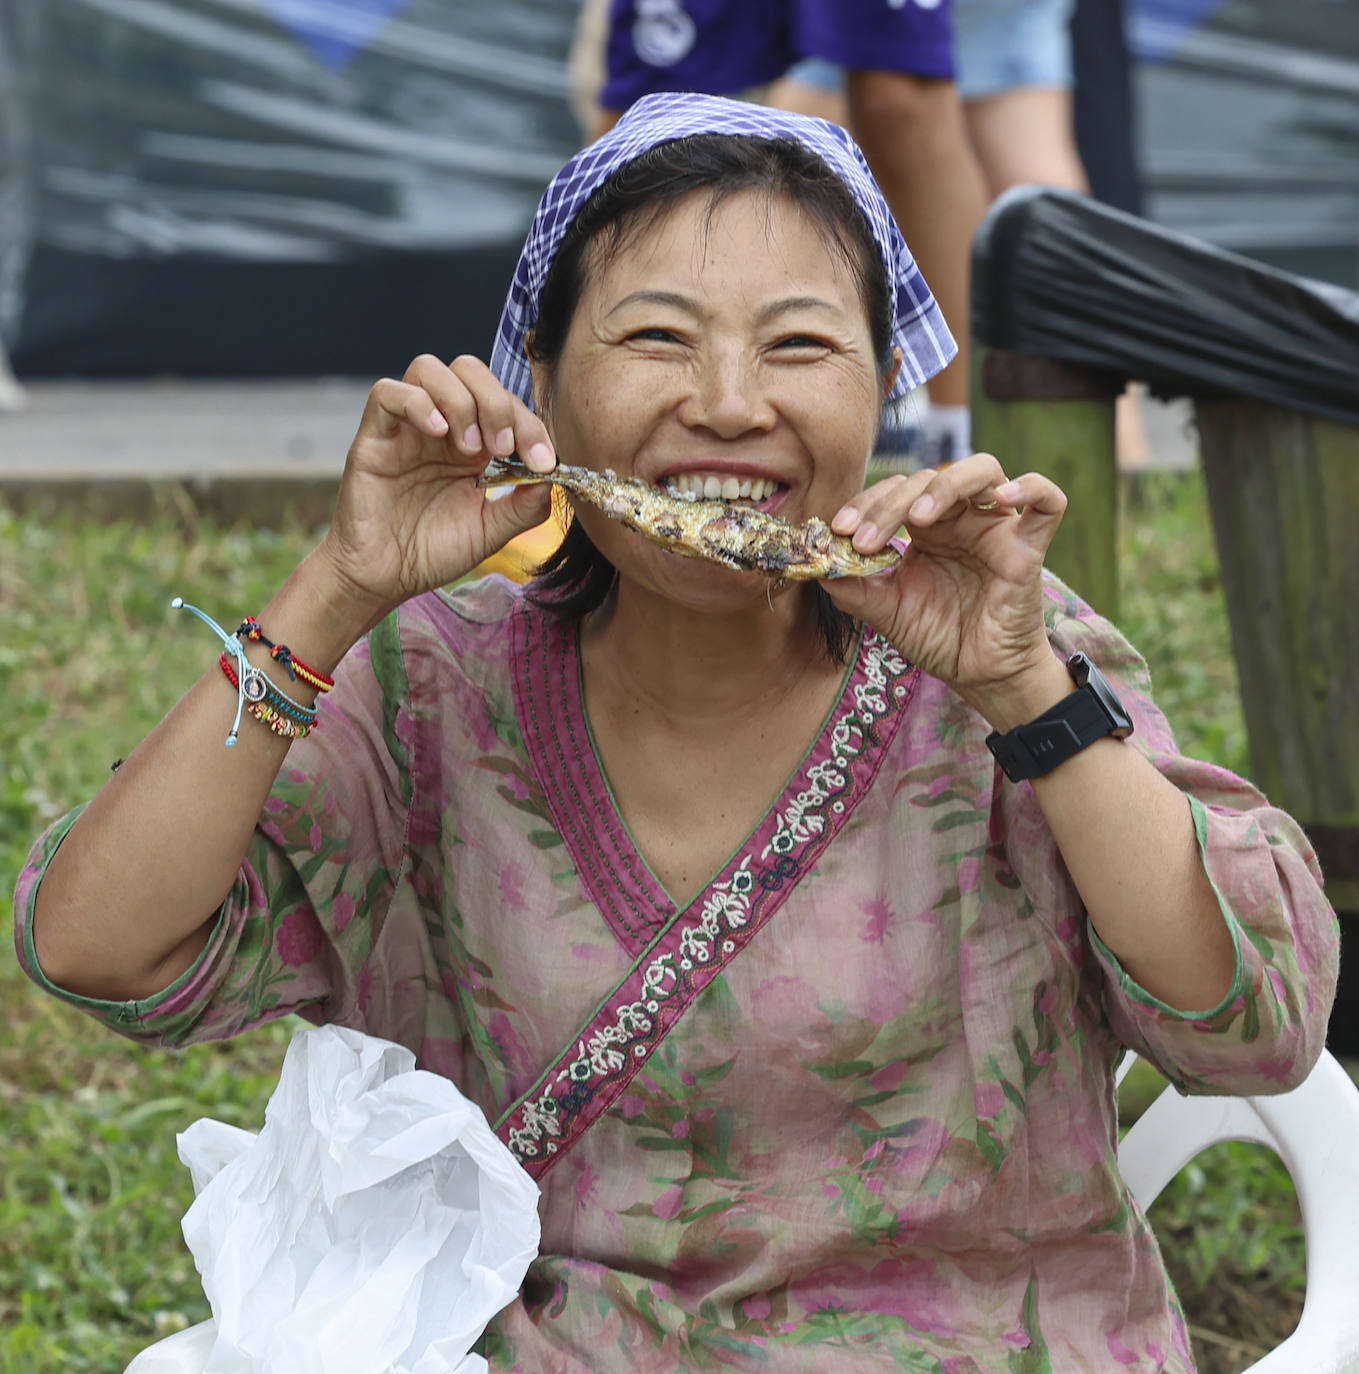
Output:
top-left (15, 574), bottom-right (1339, 1373)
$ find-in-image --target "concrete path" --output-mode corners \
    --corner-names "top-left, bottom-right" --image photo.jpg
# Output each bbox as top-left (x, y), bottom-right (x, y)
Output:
top-left (0, 379), bottom-right (367, 526)
top-left (0, 378), bottom-right (1198, 526)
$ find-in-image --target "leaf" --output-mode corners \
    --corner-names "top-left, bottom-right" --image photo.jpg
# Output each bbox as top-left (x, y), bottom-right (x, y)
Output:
top-left (526, 829), bottom-right (564, 850)
top-left (472, 755), bottom-right (531, 777)
top-left (1012, 1027), bottom-right (1033, 1075)
top-left (693, 1060), bottom-right (737, 1088)
top-left (1241, 990), bottom-right (1261, 1043)
top-left (714, 1107), bottom-right (734, 1168)
top-left (805, 1059), bottom-right (876, 1081)
top-left (1001, 1079), bottom-right (1027, 1115)
top-left (976, 1122), bottom-right (1005, 1174)
top-left (930, 810), bottom-right (982, 832)
top-left (1007, 1273), bottom-right (1053, 1374)
top-left (849, 1089), bottom-right (901, 1110)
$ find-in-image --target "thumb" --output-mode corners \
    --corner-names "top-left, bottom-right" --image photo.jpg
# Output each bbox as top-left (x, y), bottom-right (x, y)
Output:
top-left (480, 483), bottom-right (555, 553)
top-left (820, 568), bottom-right (898, 635)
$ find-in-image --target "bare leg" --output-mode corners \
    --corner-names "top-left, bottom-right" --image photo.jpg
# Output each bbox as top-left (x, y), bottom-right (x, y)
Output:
top-left (846, 70), bottom-right (990, 409)
top-left (567, 0), bottom-right (613, 141)
top-left (764, 75), bottom-right (850, 127)
top-left (963, 86), bottom-right (1088, 196)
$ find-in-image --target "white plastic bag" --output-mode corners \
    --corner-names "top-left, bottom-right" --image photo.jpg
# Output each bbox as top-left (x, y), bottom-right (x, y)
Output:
top-left (125, 1025), bottom-right (541, 1374)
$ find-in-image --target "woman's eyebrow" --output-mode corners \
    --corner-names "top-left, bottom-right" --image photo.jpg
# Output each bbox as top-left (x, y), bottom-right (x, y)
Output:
top-left (605, 290), bottom-right (700, 318)
top-left (604, 291), bottom-right (843, 321)
top-left (755, 295), bottom-right (843, 324)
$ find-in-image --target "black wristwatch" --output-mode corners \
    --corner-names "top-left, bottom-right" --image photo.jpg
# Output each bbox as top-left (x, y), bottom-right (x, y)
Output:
top-left (985, 652), bottom-right (1134, 782)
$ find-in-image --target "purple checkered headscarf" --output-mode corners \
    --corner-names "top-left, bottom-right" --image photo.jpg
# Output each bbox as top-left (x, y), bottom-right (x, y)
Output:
top-left (490, 92), bottom-right (957, 406)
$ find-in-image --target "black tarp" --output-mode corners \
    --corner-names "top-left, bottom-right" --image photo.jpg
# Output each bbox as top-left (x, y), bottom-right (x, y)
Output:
top-left (972, 185), bottom-right (1359, 424)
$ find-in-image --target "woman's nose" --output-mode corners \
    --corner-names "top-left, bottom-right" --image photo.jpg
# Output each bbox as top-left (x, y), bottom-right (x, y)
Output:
top-left (678, 348), bottom-right (775, 438)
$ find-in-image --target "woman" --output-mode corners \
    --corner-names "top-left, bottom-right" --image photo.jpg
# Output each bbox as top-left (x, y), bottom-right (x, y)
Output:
top-left (16, 94), bottom-right (1337, 1371)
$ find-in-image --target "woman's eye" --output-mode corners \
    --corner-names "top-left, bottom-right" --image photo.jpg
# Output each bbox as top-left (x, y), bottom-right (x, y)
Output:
top-left (628, 328), bottom-right (681, 343)
top-left (774, 335), bottom-right (830, 350)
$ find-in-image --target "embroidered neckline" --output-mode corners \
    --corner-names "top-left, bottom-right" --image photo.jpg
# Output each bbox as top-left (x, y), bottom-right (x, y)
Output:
top-left (514, 602), bottom-right (892, 955)
top-left (505, 598), bottom-right (918, 1175)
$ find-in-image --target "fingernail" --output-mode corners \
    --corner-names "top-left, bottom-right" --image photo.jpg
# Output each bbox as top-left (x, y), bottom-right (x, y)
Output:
top-left (494, 428), bottom-right (515, 455)
top-left (909, 495), bottom-right (935, 520)
top-left (854, 521), bottom-right (879, 548)
top-left (462, 424), bottom-right (482, 451)
top-left (830, 507), bottom-right (858, 533)
top-left (995, 481), bottom-right (1020, 499)
top-left (526, 442), bottom-right (555, 470)
top-left (428, 408), bottom-right (448, 433)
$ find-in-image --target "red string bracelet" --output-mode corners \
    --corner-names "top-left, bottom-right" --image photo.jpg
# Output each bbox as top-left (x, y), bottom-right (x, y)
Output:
top-left (235, 617), bottom-right (335, 693)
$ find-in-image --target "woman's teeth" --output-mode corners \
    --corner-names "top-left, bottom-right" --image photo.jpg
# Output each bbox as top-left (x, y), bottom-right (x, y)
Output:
top-left (662, 473), bottom-right (779, 503)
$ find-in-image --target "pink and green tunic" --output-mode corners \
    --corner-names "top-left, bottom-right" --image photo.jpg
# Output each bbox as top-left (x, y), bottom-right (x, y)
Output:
top-left (14, 574), bottom-right (1339, 1372)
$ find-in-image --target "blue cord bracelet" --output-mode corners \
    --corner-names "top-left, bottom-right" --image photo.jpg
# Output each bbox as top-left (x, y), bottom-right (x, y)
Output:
top-left (171, 597), bottom-right (250, 746)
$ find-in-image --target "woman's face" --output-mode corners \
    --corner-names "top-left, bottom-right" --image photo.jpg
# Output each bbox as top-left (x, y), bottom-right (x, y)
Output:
top-left (532, 188), bottom-right (893, 610)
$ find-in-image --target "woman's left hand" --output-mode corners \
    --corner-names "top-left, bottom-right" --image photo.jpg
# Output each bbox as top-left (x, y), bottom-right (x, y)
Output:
top-left (821, 452), bottom-right (1067, 710)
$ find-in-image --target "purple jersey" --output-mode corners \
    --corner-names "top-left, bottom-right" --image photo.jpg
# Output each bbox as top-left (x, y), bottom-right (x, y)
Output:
top-left (603, 0), bottom-right (956, 111)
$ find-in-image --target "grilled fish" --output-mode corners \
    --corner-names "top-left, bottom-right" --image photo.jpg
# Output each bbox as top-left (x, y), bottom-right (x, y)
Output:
top-left (480, 456), bottom-right (902, 580)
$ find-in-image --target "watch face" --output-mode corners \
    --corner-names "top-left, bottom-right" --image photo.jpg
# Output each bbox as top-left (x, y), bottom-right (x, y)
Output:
top-left (1071, 655), bottom-right (1134, 738)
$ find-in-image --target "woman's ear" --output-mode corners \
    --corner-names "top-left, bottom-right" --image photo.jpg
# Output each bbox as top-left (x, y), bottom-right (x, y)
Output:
top-left (883, 346), bottom-right (904, 399)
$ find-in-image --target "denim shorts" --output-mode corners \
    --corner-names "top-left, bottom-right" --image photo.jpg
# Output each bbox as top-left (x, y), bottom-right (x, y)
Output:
top-left (601, 0), bottom-right (956, 111)
top-left (782, 0), bottom-right (1074, 101)
top-left (954, 0), bottom-right (1074, 99)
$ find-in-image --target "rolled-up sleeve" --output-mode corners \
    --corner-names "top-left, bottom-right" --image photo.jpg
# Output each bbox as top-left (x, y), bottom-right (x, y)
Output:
top-left (13, 613), bottom-right (414, 1050)
top-left (1092, 768), bottom-right (1338, 1096)
top-left (1006, 575), bottom-right (1340, 1097)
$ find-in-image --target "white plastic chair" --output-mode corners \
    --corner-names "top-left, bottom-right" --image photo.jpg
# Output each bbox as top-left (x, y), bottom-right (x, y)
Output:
top-left (1117, 1049), bottom-right (1359, 1373)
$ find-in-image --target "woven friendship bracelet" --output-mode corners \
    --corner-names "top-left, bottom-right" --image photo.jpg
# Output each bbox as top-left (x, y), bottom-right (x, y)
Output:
top-left (218, 653), bottom-right (319, 727)
top-left (235, 617), bottom-right (334, 692)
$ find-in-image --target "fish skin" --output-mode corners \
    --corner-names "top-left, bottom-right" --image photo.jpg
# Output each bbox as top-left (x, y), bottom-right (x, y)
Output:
top-left (479, 456), bottom-right (901, 580)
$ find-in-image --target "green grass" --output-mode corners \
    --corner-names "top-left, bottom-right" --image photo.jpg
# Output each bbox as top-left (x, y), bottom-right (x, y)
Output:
top-left (0, 499), bottom-right (309, 1369)
top-left (0, 473), bottom-right (1300, 1371)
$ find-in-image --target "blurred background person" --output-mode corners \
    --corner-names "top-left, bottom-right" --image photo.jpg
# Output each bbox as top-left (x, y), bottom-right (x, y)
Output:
top-left (764, 0), bottom-right (1152, 467)
top-left (569, 0), bottom-right (991, 469)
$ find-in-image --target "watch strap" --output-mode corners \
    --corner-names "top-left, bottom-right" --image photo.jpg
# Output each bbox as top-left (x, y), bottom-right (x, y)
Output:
top-left (986, 682), bottom-right (1119, 782)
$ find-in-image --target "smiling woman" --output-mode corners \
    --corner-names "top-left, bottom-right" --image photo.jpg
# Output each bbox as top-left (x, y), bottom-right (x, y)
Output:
top-left (521, 133), bottom-right (897, 660)
top-left (13, 93), bottom-right (1338, 1373)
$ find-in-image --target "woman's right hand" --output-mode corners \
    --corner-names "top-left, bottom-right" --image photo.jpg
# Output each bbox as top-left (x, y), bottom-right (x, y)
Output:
top-left (316, 354), bottom-right (556, 622)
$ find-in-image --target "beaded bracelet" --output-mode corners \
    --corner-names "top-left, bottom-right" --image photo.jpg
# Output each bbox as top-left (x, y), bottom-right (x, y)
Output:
top-left (236, 616), bottom-right (334, 693)
top-left (243, 698), bottom-right (314, 740)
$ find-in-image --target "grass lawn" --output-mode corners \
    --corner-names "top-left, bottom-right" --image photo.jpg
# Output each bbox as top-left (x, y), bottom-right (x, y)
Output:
top-left (0, 473), bottom-right (1303, 1372)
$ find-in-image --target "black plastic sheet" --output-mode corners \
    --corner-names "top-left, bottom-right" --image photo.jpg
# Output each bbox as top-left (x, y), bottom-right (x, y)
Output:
top-left (972, 186), bottom-right (1359, 427)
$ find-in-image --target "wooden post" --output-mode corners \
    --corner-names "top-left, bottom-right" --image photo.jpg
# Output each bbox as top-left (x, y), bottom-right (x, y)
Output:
top-left (1194, 399), bottom-right (1359, 917)
top-left (970, 349), bottom-right (1123, 620)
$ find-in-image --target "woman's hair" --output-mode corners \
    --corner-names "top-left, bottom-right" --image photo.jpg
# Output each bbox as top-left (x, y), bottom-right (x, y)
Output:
top-left (525, 133), bottom-right (895, 663)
